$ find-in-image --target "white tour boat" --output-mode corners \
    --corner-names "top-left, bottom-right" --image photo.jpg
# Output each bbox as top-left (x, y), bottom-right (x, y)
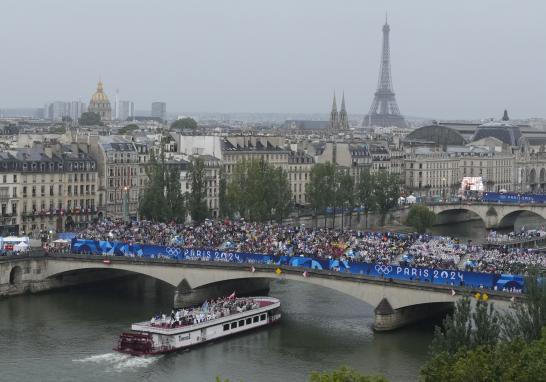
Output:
top-left (115, 296), bottom-right (281, 356)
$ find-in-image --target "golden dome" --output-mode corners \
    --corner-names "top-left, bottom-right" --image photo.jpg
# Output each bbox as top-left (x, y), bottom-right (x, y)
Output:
top-left (90, 81), bottom-right (110, 103)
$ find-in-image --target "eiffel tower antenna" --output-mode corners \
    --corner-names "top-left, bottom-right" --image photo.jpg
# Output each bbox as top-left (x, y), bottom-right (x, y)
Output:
top-left (363, 16), bottom-right (407, 128)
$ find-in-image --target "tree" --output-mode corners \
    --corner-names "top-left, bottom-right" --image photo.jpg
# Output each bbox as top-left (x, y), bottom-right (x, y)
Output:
top-left (119, 123), bottom-right (139, 135)
top-left (502, 270), bottom-right (546, 342)
top-left (78, 111), bottom-right (102, 126)
top-left (139, 151), bottom-right (168, 221)
top-left (226, 158), bottom-right (292, 222)
top-left (306, 162), bottom-right (336, 226)
top-left (335, 169), bottom-right (354, 229)
top-left (188, 157), bottom-right (209, 222)
top-left (165, 166), bottom-right (186, 222)
top-left (218, 168), bottom-right (229, 218)
top-left (356, 168), bottom-right (374, 227)
top-left (171, 117), bottom-right (198, 130)
top-left (309, 366), bottom-right (388, 382)
top-left (429, 297), bottom-right (473, 356)
top-left (371, 171), bottom-right (400, 226)
top-left (271, 166), bottom-right (292, 222)
top-left (405, 205), bottom-right (436, 233)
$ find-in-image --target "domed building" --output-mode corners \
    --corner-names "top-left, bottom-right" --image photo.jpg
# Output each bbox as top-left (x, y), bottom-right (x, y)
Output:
top-left (471, 110), bottom-right (522, 146)
top-left (88, 81), bottom-right (112, 121)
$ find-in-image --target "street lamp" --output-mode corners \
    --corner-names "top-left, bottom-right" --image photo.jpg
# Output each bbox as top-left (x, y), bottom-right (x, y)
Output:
top-left (122, 186), bottom-right (130, 223)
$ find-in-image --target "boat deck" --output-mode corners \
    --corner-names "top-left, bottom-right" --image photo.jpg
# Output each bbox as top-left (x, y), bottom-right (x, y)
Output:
top-left (131, 297), bottom-right (279, 335)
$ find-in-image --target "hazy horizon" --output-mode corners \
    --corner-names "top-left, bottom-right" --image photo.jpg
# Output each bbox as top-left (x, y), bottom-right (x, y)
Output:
top-left (1, 0), bottom-right (545, 120)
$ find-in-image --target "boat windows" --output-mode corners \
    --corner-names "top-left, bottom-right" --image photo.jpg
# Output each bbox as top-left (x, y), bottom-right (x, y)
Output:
top-left (238, 320), bottom-right (244, 327)
top-left (223, 324), bottom-right (229, 331)
top-left (260, 314), bottom-right (266, 321)
top-left (246, 318), bottom-right (252, 325)
top-left (253, 316), bottom-right (259, 323)
top-left (230, 322), bottom-right (237, 329)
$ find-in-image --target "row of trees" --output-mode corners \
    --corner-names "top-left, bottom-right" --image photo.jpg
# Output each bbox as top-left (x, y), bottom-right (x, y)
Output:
top-left (306, 163), bottom-right (400, 227)
top-left (141, 157), bottom-right (293, 224)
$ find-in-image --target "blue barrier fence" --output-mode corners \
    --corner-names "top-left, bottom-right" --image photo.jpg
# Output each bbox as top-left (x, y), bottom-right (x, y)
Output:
top-left (481, 192), bottom-right (546, 204)
top-left (71, 238), bottom-right (524, 292)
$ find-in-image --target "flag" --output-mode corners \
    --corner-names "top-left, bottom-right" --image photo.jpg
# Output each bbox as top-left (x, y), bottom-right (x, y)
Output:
top-left (227, 291), bottom-right (236, 300)
top-left (275, 268), bottom-right (282, 275)
top-left (474, 292), bottom-right (481, 300)
top-left (482, 293), bottom-right (489, 301)
top-left (451, 289), bottom-right (456, 297)
top-left (510, 296), bottom-right (516, 303)
top-left (201, 300), bottom-right (209, 312)
top-left (250, 266), bottom-right (256, 273)
top-left (302, 271), bottom-right (309, 278)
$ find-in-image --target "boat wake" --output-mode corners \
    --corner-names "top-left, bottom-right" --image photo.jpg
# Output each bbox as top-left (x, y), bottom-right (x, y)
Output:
top-left (73, 352), bottom-right (160, 372)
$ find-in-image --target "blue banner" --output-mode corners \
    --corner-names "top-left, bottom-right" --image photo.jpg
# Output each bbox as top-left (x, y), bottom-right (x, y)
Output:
top-left (71, 238), bottom-right (523, 291)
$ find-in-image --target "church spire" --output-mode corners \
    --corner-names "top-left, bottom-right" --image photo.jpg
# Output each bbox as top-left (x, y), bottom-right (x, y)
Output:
top-left (339, 92), bottom-right (348, 130)
top-left (502, 109), bottom-right (509, 121)
top-left (330, 91), bottom-right (339, 131)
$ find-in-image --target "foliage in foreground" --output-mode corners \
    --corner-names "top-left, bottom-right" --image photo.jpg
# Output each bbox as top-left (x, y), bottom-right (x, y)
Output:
top-left (421, 328), bottom-right (546, 382)
top-left (309, 366), bottom-right (389, 382)
top-left (216, 366), bottom-right (388, 382)
top-left (422, 272), bottom-right (546, 381)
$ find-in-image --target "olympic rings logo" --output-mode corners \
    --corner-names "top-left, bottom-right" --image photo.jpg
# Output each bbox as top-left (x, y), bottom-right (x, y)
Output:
top-left (374, 264), bottom-right (393, 275)
top-left (165, 247), bottom-right (181, 257)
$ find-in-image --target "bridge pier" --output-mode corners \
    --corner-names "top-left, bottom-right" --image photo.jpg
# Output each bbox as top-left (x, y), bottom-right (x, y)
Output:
top-left (173, 278), bottom-right (271, 308)
top-left (373, 298), bottom-right (453, 331)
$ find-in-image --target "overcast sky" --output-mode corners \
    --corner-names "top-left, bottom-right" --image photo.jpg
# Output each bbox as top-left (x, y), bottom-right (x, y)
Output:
top-left (1, 0), bottom-right (545, 119)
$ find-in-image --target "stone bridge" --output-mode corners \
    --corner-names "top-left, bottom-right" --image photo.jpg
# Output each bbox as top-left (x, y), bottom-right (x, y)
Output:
top-left (0, 254), bottom-right (514, 331)
top-left (429, 202), bottom-right (546, 229)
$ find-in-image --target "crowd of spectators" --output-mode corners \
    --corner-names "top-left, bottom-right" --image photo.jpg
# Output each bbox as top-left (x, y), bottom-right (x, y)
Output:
top-left (75, 219), bottom-right (546, 276)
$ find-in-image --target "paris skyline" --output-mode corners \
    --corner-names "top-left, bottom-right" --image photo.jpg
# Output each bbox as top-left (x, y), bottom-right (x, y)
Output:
top-left (1, 0), bottom-right (545, 120)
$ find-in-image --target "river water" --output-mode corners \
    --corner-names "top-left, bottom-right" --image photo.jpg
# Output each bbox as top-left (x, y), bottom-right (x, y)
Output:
top-left (0, 277), bottom-right (434, 382)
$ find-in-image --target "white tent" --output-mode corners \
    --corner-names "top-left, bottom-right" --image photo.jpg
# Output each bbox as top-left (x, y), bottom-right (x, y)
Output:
top-left (406, 195), bottom-right (417, 204)
top-left (14, 242), bottom-right (29, 252)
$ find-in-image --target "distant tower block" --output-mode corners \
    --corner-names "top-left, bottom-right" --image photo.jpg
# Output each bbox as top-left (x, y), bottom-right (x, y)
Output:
top-left (363, 17), bottom-right (407, 128)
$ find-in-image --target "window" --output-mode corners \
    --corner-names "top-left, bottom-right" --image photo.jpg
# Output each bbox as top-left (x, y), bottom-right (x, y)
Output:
top-left (230, 322), bottom-right (237, 329)
top-left (238, 320), bottom-right (244, 327)
top-left (253, 316), bottom-right (259, 323)
top-left (246, 318), bottom-right (252, 325)
top-left (260, 314), bottom-right (266, 321)
top-left (223, 324), bottom-right (229, 331)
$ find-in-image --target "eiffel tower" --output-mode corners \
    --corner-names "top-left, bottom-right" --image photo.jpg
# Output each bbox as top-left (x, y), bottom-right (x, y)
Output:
top-left (363, 17), bottom-right (407, 128)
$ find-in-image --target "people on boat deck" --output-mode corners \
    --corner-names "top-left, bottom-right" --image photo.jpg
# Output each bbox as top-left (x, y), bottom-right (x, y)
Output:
top-left (149, 296), bottom-right (259, 328)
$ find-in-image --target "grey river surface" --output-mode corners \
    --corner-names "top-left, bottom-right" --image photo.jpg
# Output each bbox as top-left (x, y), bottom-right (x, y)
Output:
top-left (0, 277), bottom-right (435, 382)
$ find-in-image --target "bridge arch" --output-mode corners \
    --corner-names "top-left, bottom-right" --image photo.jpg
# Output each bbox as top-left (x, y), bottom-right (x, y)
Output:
top-left (433, 207), bottom-right (487, 228)
top-left (497, 209), bottom-right (546, 229)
